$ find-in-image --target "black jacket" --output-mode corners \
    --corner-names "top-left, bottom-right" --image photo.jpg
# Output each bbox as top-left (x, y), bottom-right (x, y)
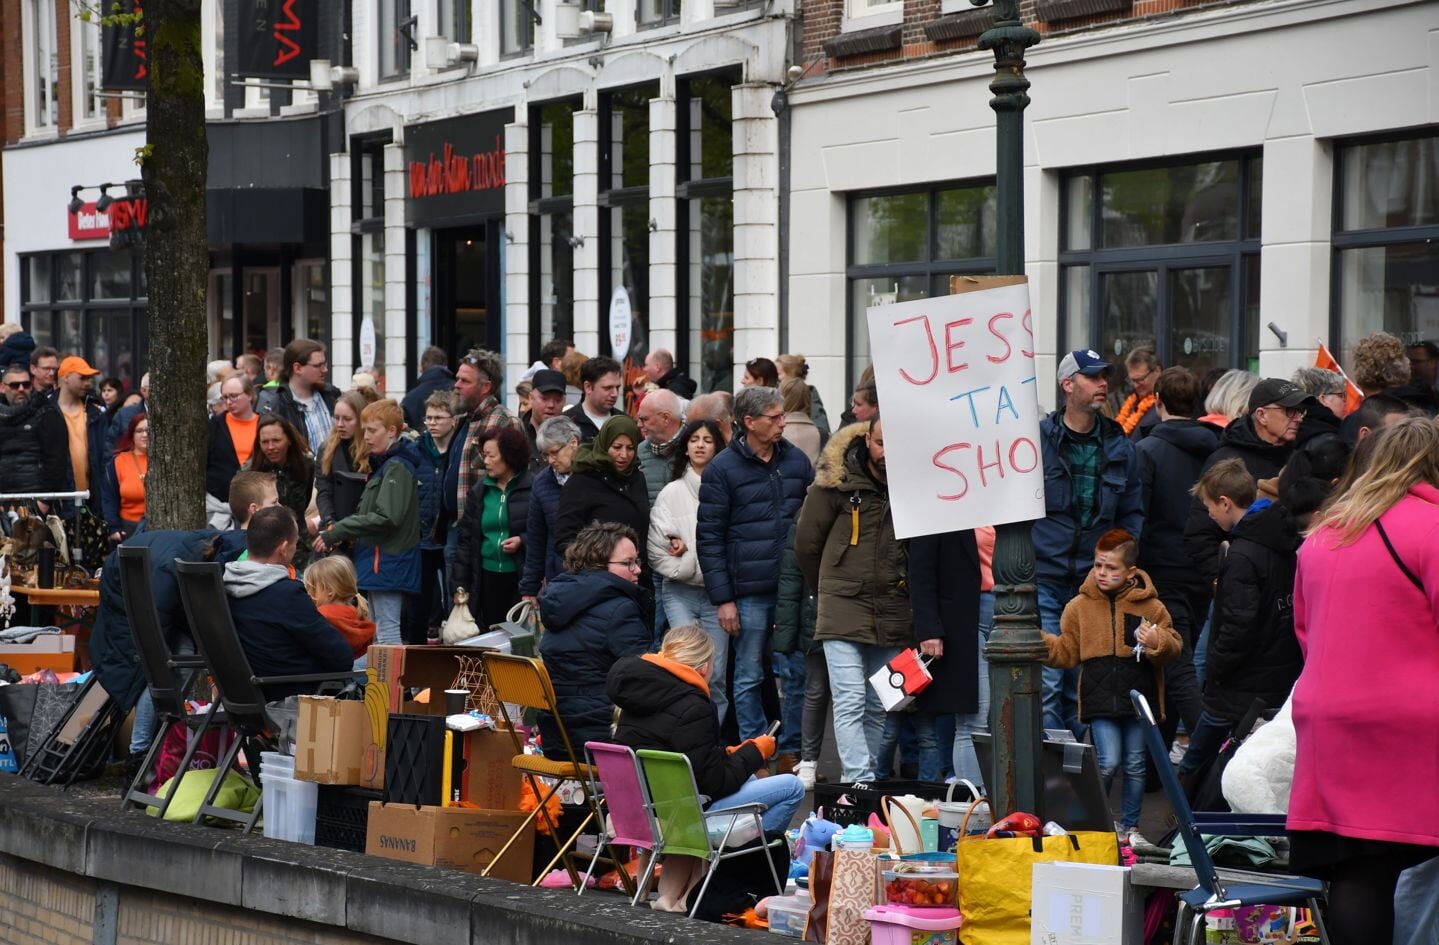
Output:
top-left (1204, 500), bottom-right (1302, 722)
top-left (401, 365), bottom-right (456, 432)
top-left (1183, 416), bottom-right (1292, 584)
top-left (0, 331), bottom-right (36, 371)
top-left (536, 570), bottom-right (652, 759)
top-left (907, 530), bottom-right (982, 714)
top-left (314, 441), bottom-right (368, 530)
top-left (1387, 382), bottom-right (1439, 418)
top-left (608, 655), bottom-right (764, 800)
top-left (1136, 419), bottom-right (1220, 578)
top-left (562, 403), bottom-right (626, 443)
top-left (456, 470), bottom-right (533, 621)
top-left (257, 382), bottom-right (340, 448)
top-left (656, 367), bottom-right (698, 399)
top-left (553, 467), bottom-right (650, 559)
top-left (204, 413), bottom-right (255, 502)
top-left (1295, 402), bottom-right (1342, 447)
top-left (0, 394), bottom-right (71, 495)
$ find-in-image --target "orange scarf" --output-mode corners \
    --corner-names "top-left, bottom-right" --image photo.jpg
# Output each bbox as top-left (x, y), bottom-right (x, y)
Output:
top-left (1116, 393), bottom-right (1155, 435)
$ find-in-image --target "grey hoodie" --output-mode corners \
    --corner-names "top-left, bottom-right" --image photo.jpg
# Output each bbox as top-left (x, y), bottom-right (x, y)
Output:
top-left (223, 559), bottom-right (291, 598)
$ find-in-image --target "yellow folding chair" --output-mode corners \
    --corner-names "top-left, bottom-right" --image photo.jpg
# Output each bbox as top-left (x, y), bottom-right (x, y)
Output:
top-left (480, 652), bottom-right (635, 896)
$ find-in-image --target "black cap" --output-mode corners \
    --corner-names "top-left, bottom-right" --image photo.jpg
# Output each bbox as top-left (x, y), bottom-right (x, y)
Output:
top-left (531, 369), bottom-right (566, 395)
top-left (1248, 378), bottom-right (1315, 413)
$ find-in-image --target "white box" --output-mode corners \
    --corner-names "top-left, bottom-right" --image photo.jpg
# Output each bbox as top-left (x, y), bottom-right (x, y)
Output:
top-left (1031, 862), bottom-right (1144, 945)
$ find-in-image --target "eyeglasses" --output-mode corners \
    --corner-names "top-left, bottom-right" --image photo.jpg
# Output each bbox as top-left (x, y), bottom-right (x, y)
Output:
top-left (757, 411), bottom-right (785, 422)
top-left (221, 392), bottom-right (248, 401)
top-left (423, 414), bottom-right (453, 424)
top-left (1261, 405), bottom-right (1306, 419)
top-left (1127, 368), bottom-right (1156, 386)
top-left (607, 559), bottom-right (642, 572)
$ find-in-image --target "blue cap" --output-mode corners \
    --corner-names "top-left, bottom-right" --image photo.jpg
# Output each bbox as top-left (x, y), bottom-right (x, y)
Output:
top-left (1056, 349), bottom-right (1112, 383)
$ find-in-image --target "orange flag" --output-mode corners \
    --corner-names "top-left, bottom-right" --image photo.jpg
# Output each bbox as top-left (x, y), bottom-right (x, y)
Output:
top-left (1315, 342), bottom-right (1364, 414)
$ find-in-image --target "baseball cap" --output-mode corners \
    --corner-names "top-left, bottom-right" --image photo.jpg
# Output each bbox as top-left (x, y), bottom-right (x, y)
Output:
top-left (1056, 349), bottom-right (1113, 384)
top-left (531, 369), bottom-right (566, 395)
top-left (1248, 378), bottom-right (1314, 413)
top-left (58, 356), bottom-right (100, 378)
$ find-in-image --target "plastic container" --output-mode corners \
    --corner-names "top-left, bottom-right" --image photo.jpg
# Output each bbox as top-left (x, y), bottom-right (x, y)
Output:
top-left (834, 824), bottom-right (875, 850)
top-left (864, 905), bottom-right (961, 945)
top-left (261, 755), bottom-right (317, 845)
top-left (881, 865), bottom-right (958, 908)
top-left (767, 893), bottom-right (810, 937)
top-left (315, 785), bottom-right (382, 853)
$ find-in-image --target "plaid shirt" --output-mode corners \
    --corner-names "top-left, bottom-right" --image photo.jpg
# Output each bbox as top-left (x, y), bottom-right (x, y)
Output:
top-left (456, 396), bottom-right (522, 518)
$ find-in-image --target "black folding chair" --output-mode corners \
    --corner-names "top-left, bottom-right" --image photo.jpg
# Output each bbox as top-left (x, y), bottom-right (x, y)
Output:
top-left (117, 546), bottom-right (224, 818)
top-left (20, 675), bottom-right (123, 787)
top-left (174, 561), bottom-right (361, 832)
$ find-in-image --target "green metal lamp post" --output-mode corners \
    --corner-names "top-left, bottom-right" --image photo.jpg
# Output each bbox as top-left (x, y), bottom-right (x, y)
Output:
top-left (972, 0), bottom-right (1045, 820)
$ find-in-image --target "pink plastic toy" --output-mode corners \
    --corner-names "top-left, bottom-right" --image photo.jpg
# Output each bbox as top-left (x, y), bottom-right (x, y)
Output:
top-left (864, 904), bottom-right (962, 945)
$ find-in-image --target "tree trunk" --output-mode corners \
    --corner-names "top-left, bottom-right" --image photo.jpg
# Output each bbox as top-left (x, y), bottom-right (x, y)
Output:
top-left (141, 0), bottom-right (208, 530)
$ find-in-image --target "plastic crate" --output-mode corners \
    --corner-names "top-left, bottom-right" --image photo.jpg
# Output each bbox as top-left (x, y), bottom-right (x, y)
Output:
top-left (315, 785), bottom-right (382, 853)
top-left (383, 713), bottom-right (446, 807)
top-left (812, 780), bottom-right (959, 829)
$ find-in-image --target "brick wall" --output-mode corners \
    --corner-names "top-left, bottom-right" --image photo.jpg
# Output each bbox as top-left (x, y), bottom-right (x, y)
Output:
top-left (2, 0), bottom-right (24, 144)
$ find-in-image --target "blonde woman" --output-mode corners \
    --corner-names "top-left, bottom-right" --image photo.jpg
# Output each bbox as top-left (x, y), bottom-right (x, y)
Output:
top-left (776, 353), bottom-right (830, 438)
top-left (314, 390), bottom-right (372, 543)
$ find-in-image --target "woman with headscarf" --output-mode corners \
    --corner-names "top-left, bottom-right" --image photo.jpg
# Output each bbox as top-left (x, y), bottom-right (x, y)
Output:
top-left (552, 414), bottom-right (650, 584)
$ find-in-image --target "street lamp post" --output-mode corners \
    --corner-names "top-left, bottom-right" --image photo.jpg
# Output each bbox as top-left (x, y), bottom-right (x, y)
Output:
top-left (973, 0), bottom-right (1044, 820)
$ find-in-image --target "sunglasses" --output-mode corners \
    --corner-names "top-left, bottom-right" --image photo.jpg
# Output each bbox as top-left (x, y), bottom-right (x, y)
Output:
top-left (4, 381), bottom-right (31, 390)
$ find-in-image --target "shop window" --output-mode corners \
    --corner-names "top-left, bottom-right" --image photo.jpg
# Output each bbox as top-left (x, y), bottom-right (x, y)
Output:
top-left (600, 83), bottom-right (659, 370)
top-left (352, 139), bottom-right (391, 378)
top-left (439, 0), bottom-right (471, 42)
top-left (25, 0), bottom-right (59, 131)
top-left (529, 98), bottom-right (580, 360)
top-left (72, 4), bottom-right (105, 123)
top-left (21, 251), bottom-right (147, 387)
top-left (501, 0), bottom-right (536, 56)
top-left (678, 71), bottom-right (737, 393)
top-left (1059, 153), bottom-right (1263, 378)
top-left (1333, 130), bottom-right (1439, 362)
top-left (845, 181), bottom-right (997, 392)
top-left (638, 0), bottom-right (682, 26)
top-left (379, 0), bottom-right (414, 79)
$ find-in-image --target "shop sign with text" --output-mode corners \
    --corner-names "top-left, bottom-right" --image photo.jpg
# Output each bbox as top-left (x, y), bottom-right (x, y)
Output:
top-left (405, 110), bottom-right (515, 226)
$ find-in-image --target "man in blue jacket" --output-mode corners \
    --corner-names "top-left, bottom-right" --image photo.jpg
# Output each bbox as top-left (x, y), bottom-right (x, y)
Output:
top-left (1034, 350), bottom-right (1144, 737)
top-left (697, 386), bottom-right (814, 742)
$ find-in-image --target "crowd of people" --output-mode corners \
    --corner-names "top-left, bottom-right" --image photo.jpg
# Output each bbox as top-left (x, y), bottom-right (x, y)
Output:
top-left (6, 318), bottom-right (1437, 941)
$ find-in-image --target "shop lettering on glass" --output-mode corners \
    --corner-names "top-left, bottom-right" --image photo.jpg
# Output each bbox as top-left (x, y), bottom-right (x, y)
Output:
top-left (865, 277), bottom-right (1046, 539)
top-left (100, 0), bottom-right (147, 92)
top-left (403, 111), bottom-right (515, 227)
top-left (408, 139), bottom-right (507, 200)
top-left (237, 0), bottom-right (317, 79)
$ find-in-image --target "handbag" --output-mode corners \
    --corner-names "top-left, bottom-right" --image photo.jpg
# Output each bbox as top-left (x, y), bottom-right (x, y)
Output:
top-left (867, 648), bottom-right (933, 711)
top-left (439, 589), bottom-right (481, 644)
top-left (826, 847), bottom-right (881, 945)
top-left (956, 800), bottom-right (1120, 945)
top-left (802, 849), bottom-right (834, 944)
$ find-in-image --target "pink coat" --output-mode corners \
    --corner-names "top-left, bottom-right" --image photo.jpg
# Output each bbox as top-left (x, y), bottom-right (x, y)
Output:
top-left (1288, 482), bottom-right (1439, 848)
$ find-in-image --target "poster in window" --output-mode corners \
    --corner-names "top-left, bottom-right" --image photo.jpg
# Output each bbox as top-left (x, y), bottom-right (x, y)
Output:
top-left (101, 0), bottom-right (147, 92)
top-left (236, 0), bottom-right (318, 79)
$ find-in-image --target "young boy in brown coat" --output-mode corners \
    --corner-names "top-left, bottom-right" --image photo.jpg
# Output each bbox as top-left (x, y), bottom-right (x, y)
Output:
top-left (1043, 528), bottom-right (1181, 846)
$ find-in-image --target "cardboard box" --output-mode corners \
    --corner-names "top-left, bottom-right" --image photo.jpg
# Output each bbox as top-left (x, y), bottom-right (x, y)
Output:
top-left (0, 633), bottom-right (76, 675)
top-left (295, 696), bottom-right (369, 785)
top-left (458, 728), bottom-right (523, 811)
top-left (361, 644), bottom-right (497, 789)
top-left (1031, 862), bottom-right (1144, 945)
top-left (365, 802), bottom-right (534, 883)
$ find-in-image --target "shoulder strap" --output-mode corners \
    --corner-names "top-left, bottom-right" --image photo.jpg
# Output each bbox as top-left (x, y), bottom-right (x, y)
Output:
top-left (1375, 517), bottom-right (1424, 593)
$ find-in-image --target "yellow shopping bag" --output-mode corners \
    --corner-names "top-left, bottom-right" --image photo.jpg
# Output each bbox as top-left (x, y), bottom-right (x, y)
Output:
top-left (955, 802), bottom-right (1119, 945)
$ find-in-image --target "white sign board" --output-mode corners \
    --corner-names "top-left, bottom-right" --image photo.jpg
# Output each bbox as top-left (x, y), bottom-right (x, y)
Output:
top-left (359, 315), bottom-right (377, 371)
top-left (865, 277), bottom-right (1044, 539)
top-left (609, 287), bottom-right (632, 360)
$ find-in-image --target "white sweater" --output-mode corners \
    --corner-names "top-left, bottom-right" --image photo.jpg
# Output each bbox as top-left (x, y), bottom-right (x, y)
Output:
top-left (647, 465), bottom-right (703, 586)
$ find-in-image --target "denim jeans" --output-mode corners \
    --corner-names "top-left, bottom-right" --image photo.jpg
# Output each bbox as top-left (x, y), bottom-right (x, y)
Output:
top-left (370, 591), bottom-right (406, 645)
top-left (709, 772), bottom-right (806, 836)
top-left (1177, 709), bottom-right (1233, 777)
top-left (877, 712), bottom-right (942, 782)
top-left (732, 594), bottom-right (777, 741)
top-left (802, 649), bottom-right (830, 762)
top-left (651, 573), bottom-right (670, 651)
top-left (824, 639), bottom-right (902, 782)
top-left (1192, 602), bottom-right (1213, 689)
top-left (952, 590), bottom-right (994, 789)
top-left (664, 581), bottom-right (729, 727)
top-left (774, 651), bottom-right (806, 756)
top-left (129, 634), bottom-right (196, 754)
top-left (1090, 716), bottom-right (1147, 829)
top-left (1037, 579), bottom-right (1084, 738)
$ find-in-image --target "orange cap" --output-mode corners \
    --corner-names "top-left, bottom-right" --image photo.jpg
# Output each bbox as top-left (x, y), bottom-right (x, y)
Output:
top-left (59, 356), bottom-right (100, 377)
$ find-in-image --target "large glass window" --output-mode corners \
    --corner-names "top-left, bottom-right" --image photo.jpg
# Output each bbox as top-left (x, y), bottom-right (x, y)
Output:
top-left (845, 182), bottom-right (997, 391)
top-left (638, 0), bottom-right (682, 26)
top-left (21, 251), bottom-right (147, 387)
top-left (678, 71), bottom-right (737, 393)
top-left (379, 0), bottom-right (413, 79)
top-left (1334, 131), bottom-right (1439, 362)
top-left (439, 0), bottom-right (471, 42)
top-left (72, 3), bottom-right (104, 122)
top-left (600, 83), bottom-right (659, 369)
top-left (1060, 153), bottom-right (1263, 379)
top-left (28, 0), bottom-right (58, 130)
top-left (529, 98), bottom-right (580, 359)
top-left (352, 139), bottom-right (390, 377)
top-left (501, 0), bottom-right (536, 55)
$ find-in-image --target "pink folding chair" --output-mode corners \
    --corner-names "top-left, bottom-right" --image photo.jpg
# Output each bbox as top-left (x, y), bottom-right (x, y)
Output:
top-left (584, 741), bottom-right (660, 905)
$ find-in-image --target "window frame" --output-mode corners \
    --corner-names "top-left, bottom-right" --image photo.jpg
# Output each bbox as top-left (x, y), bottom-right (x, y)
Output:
top-left (528, 96), bottom-right (582, 363)
top-left (23, 0), bottom-right (59, 134)
top-left (598, 82), bottom-right (659, 363)
top-left (637, 0), bottom-right (682, 28)
top-left (20, 249), bottom-right (149, 384)
top-left (500, 0), bottom-right (536, 57)
top-left (378, 0), bottom-right (414, 80)
top-left (842, 0), bottom-right (904, 32)
top-left (351, 135), bottom-right (393, 374)
top-left (439, 0), bottom-right (472, 42)
top-left (70, 1), bottom-right (106, 127)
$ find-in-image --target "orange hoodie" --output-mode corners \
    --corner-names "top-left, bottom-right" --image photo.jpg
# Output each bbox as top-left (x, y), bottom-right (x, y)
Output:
top-left (318, 602), bottom-right (376, 658)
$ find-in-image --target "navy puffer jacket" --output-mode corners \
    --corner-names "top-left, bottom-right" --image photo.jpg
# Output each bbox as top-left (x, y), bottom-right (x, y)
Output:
top-left (536, 569), bottom-right (652, 759)
top-left (697, 434), bottom-right (815, 605)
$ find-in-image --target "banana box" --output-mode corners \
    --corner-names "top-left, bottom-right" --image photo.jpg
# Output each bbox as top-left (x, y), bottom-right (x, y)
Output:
top-left (361, 644), bottom-right (488, 791)
top-left (294, 695), bottom-right (368, 785)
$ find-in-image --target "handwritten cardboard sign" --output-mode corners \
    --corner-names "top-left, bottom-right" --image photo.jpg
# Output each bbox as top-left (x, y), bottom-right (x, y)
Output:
top-left (865, 276), bottom-right (1044, 539)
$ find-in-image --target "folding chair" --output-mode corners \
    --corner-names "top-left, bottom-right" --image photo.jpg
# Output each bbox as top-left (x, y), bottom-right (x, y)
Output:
top-left (480, 652), bottom-right (634, 895)
top-left (635, 749), bottom-right (784, 919)
top-left (20, 675), bottom-right (123, 787)
top-left (175, 561), bottom-right (361, 832)
top-left (1130, 691), bottom-right (1330, 945)
top-left (583, 741), bottom-right (661, 905)
top-left (117, 546), bottom-right (221, 818)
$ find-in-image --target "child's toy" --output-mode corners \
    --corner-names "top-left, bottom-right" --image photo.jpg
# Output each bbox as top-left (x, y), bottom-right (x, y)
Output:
top-left (865, 812), bottom-right (892, 850)
top-left (795, 811), bottom-right (842, 859)
top-left (864, 904), bottom-right (962, 945)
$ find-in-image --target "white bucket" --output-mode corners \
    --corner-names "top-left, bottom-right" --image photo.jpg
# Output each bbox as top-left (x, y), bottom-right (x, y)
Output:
top-left (936, 781), bottom-right (989, 852)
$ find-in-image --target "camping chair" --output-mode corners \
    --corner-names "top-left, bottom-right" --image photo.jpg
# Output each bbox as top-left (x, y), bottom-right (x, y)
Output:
top-left (118, 546), bottom-right (222, 818)
top-left (480, 652), bottom-right (634, 895)
top-left (634, 749), bottom-right (784, 919)
top-left (583, 741), bottom-right (661, 905)
top-left (175, 561), bottom-right (362, 833)
top-left (1130, 691), bottom-right (1330, 945)
top-left (20, 675), bottom-right (123, 787)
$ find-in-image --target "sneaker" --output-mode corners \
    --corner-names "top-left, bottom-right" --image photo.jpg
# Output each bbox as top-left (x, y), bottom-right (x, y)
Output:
top-left (1125, 828), bottom-right (1150, 849)
top-left (795, 760), bottom-right (816, 791)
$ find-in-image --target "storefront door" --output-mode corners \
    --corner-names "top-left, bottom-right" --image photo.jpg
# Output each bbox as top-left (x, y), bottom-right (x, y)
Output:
top-left (433, 223), bottom-right (501, 359)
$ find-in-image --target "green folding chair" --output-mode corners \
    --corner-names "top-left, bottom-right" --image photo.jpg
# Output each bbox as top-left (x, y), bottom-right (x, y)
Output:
top-left (635, 749), bottom-right (784, 918)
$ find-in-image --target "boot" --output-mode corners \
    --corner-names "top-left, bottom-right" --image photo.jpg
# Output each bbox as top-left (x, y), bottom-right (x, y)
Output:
top-left (774, 753), bottom-right (798, 775)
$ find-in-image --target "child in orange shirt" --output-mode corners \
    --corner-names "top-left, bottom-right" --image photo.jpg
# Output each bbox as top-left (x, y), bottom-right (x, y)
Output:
top-left (303, 555), bottom-right (376, 661)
